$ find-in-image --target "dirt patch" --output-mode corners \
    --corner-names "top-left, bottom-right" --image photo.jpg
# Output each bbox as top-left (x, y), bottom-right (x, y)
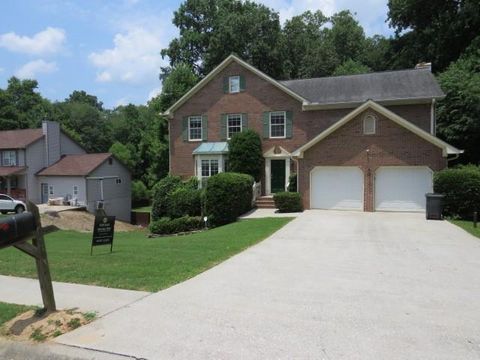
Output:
top-left (1, 308), bottom-right (96, 342)
top-left (41, 210), bottom-right (139, 232)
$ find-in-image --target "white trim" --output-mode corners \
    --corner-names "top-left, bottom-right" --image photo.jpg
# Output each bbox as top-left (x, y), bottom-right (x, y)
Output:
top-left (269, 111), bottom-right (287, 139)
top-left (430, 99), bottom-right (436, 135)
top-left (293, 100), bottom-right (463, 158)
top-left (309, 166), bottom-right (364, 211)
top-left (229, 75), bottom-right (240, 93)
top-left (188, 115), bottom-right (203, 142)
top-left (162, 54), bottom-right (308, 117)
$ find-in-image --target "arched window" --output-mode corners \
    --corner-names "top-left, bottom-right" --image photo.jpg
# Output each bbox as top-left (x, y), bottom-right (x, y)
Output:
top-left (363, 114), bottom-right (376, 135)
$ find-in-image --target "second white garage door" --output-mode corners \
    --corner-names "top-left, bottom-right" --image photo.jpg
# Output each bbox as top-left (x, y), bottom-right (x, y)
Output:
top-left (375, 167), bottom-right (433, 212)
top-left (311, 167), bottom-right (364, 210)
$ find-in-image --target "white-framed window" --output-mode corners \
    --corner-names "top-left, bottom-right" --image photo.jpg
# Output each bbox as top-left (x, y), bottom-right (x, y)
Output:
top-left (2, 151), bottom-right (16, 166)
top-left (115, 178), bottom-right (122, 185)
top-left (229, 76), bottom-right (240, 93)
top-left (270, 111), bottom-right (286, 138)
top-left (73, 185), bottom-right (78, 196)
top-left (363, 114), bottom-right (376, 135)
top-left (201, 159), bottom-right (219, 178)
top-left (188, 116), bottom-right (202, 141)
top-left (48, 185), bottom-right (54, 196)
top-left (227, 114), bottom-right (242, 139)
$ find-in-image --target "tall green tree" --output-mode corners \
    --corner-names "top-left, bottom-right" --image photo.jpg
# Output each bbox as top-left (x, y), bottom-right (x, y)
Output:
top-left (66, 90), bottom-right (104, 111)
top-left (387, 0), bottom-right (480, 71)
top-left (436, 38), bottom-right (480, 164)
top-left (161, 0), bottom-right (284, 78)
top-left (333, 59), bottom-right (371, 76)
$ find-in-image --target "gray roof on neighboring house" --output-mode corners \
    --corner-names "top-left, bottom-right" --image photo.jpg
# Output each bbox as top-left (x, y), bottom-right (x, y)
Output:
top-left (192, 142), bottom-right (229, 155)
top-left (280, 69), bottom-right (445, 105)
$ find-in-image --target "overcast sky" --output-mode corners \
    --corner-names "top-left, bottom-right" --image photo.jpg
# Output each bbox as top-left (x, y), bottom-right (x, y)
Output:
top-left (0, 0), bottom-right (393, 109)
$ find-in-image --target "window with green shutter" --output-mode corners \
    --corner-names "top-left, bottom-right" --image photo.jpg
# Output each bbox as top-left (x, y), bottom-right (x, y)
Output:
top-left (262, 112), bottom-right (270, 139)
top-left (286, 111), bottom-right (293, 138)
top-left (202, 115), bottom-right (208, 141)
top-left (220, 114), bottom-right (227, 140)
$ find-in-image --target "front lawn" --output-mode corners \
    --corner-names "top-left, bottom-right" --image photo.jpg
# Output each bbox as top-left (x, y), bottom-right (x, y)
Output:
top-left (0, 218), bottom-right (291, 292)
top-left (0, 302), bottom-right (34, 327)
top-left (132, 205), bottom-right (152, 213)
top-left (450, 220), bottom-right (480, 239)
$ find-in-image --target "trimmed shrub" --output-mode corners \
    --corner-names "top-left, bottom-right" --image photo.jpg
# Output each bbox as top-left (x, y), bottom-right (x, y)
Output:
top-left (434, 165), bottom-right (480, 219)
top-left (131, 180), bottom-right (150, 207)
top-left (273, 192), bottom-right (303, 213)
top-left (228, 129), bottom-right (263, 181)
top-left (150, 216), bottom-right (203, 235)
top-left (151, 175), bottom-right (182, 221)
top-left (287, 173), bottom-right (297, 192)
top-left (204, 172), bottom-right (253, 226)
top-left (167, 186), bottom-right (202, 218)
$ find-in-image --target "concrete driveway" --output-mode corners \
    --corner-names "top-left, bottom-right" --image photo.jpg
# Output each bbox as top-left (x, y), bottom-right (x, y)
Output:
top-left (57, 211), bottom-right (480, 359)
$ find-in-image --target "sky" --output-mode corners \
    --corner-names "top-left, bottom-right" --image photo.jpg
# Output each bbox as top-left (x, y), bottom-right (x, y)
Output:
top-left (0, 0), bottom-right (394, 109)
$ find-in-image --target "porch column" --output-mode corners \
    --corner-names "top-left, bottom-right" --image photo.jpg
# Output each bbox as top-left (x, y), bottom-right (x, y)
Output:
top-left (285, 158), bottom-right (291, 190)
top-left (265, 158), bottom-right (271, 195)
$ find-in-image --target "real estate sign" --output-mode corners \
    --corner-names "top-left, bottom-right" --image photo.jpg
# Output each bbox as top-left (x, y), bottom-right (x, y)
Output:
top-left (91, 215), bottom-right (115, 254)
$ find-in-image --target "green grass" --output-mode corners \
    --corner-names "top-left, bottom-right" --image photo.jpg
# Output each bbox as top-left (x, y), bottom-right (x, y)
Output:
top-left (0, 218), bottom-right (291, 292)
top-left (450, 220), bottom-right (480, 239)
top-left (132, 206), bottom-right (152, 213)
top-left (0, 302), bottom-right (34, 326)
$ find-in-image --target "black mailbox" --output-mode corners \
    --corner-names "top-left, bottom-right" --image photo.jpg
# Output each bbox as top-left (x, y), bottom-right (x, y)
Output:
top-left (0, 212), bottom-right (37, 250)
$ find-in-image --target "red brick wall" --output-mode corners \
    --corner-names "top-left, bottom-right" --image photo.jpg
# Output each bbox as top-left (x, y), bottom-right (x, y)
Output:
top-left (297, 109), bottom-right (447, 211)
top-left (170, 61), bottom-right (437, 184)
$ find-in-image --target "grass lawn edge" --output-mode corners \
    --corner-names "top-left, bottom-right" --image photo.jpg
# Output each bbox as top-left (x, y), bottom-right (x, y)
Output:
top-left (449, 219), bottom-right (480, 239)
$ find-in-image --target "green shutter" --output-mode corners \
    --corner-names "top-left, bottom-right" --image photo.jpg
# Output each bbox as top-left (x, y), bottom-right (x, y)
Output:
top-left (286, 111), bottom-right (293, 138)
top-left (241, 113), bottom-right (248, 131)
top-left (182, 117), bottom-right (189, 141)
top-left (240, 75), bottom-right (246, 91)
top-left (220, 114), bottom-right (227, 140)
top-left (202, 115), bottom-right (208, 141)
top-left (223, 77), bottom-right (229, 93)
top-left (262, 112), bottom-right (270, 139)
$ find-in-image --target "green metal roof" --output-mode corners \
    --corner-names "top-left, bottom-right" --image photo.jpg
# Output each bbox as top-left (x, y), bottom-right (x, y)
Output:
top-left (192, 142), bottom-right (229, 155)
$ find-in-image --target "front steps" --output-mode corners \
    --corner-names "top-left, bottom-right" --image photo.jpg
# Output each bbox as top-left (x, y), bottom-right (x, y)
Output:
top-left (255, 196), bottom-right (276, 209)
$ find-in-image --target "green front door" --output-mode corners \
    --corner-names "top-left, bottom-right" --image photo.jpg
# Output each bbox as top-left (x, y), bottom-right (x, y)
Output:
top-left (271, 159), bottom-right (286, 193)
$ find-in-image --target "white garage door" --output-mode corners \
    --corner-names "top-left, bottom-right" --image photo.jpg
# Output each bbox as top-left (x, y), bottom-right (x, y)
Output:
top-left (311, 167), bottom-right (363, 210)
top-left (375, 167), bottom-right (433, 212)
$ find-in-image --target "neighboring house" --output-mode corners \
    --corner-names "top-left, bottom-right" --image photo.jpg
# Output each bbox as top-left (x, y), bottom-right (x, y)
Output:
top-left (0, 121), bottom-right (131, 221)
top-left (164, 55), bottom-right (462, 212)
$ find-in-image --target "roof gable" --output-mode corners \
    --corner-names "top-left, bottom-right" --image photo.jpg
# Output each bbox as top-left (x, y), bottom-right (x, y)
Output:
top-left (0, 129), bottom-right (43, 149)
top-left (37, 153), bottom-right (113, 176)
top-left (163, 55), bottom-right (308, 117)
top-left (293, 100), bottom-right (462, 158)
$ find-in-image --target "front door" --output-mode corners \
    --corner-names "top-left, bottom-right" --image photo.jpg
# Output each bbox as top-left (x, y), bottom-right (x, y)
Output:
top-left (271, 159), bottom-right (286, 193)
top-left (41, 183), bottom-right (49, 203)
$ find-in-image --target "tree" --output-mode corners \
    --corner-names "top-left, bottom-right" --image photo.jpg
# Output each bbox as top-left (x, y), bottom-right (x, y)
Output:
top-left (109, 142), bottom-right (136, 169)
top-left (161, 0), bottom-right (284, 78)
top-left (436, 38), bottom-right (480, 164)
top-left (333, 59), bottom-right (371, 76)
top-left (66, 90), bottom-right (103, 110)
top-left (228, 129), bottom-right (263, 181)
top-left (329, 11), bottom-right (366, 64)
top-left (387, 0), bottom-right (480, 71)
top-left (0, 77), bottom-right (52, 130)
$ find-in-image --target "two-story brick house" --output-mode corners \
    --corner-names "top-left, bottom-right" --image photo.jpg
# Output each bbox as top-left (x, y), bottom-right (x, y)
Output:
top-left (164, 55), bottom-right (461, 212)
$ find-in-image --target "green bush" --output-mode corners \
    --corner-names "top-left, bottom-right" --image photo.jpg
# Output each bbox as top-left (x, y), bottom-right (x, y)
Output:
top-left (131, 180), bottom-right (150, 207)
top-left (434, 165), bottom-right (480, 219)
top-left (151, 175), bottom-right (182, 221)
top-left (167, 186), bottom-right (202, 218)
top-left (149, 216), bottom-right (204, 235)
top-left (273, 192), bottom-right (303, 213)
top-left (228, 129), bottom-right (263, 181)
top-left (287, 173), bottom-right (297, 192)
top-left (204, 172), bottom-right (253, 226)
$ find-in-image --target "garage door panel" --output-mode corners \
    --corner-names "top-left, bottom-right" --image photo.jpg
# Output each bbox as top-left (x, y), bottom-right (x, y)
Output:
top-left (311, 167), bottom-right (363, 210)
top-left (375, 167), bottom-right (432, 212)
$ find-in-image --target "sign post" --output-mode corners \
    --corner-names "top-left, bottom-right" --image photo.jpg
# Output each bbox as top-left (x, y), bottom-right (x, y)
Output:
top-left (0, 202), bottom-right (56, 312)
top-left (91, 209), bottom-right (115, 255)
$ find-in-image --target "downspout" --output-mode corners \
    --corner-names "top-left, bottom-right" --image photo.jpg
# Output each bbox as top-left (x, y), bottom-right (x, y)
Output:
top-left (430, 99), bottom-right (436, 135)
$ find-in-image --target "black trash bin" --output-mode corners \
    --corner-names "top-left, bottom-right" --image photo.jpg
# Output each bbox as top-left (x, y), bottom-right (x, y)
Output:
top-left (425, 193), bottom-right (444, 220)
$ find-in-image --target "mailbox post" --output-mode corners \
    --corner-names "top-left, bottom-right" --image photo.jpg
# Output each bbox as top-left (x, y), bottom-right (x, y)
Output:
top-left (0, 202), bottom-right (56, 312)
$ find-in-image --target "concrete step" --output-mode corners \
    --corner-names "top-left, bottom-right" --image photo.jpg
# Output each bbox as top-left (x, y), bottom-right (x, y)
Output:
top-left (255, 197), bottom-right (276, 209)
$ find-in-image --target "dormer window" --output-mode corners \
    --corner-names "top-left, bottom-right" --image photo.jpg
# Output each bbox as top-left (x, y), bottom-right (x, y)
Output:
top-left (363, 114), bottom-right (376, 135)
top-left (229, 76), bottom-right (240, 93)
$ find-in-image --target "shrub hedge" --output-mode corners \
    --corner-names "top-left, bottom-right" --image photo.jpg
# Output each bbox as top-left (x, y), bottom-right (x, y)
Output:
top-left (150, 216), bottom-right (204, 235)
top-left (204, 172), bottom-right (253, 226)
top-left (131, 180), bottom-right (150, 207)
top-left (273, 192), bottom-right (303, 213)
top-left (434, 165), bottom-right (480, 219)
top-left (228, 129), bottom-right (263, 182)
top-left (287, 173), bottom-right (297, 192)
top-left (151, 175), bottom-right (182, 221)
top-left (167, 186), bottom-right (202, 218)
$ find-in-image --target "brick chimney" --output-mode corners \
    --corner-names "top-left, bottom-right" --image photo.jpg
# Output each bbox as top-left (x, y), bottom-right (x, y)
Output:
top-left (42, 121), bottom-right (61, 166)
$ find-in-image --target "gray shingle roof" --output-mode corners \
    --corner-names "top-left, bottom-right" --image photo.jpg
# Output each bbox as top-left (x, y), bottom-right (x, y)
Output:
top-left (280, 69), bottom-right (444, 105)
